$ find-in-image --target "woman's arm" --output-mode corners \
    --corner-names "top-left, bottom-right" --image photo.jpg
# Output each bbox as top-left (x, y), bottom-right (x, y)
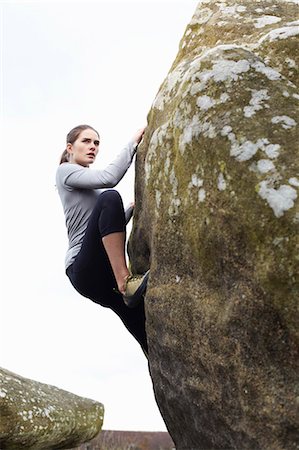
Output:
top-left (61, 128), bottom-right (145, 190)
top-left (60, 141), bottom-right (136, 189)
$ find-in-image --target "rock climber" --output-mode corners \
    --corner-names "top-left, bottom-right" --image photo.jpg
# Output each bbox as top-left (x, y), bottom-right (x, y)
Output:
top-left (56, 124), bottom-right (149, 354)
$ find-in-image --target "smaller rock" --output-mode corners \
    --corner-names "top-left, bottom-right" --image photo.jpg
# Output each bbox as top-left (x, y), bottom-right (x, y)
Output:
top-left (0, 367), bottom-right (104, 450)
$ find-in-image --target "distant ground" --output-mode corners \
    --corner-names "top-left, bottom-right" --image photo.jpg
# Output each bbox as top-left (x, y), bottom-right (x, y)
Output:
top-left (69, 430), bottom-right (175, 450)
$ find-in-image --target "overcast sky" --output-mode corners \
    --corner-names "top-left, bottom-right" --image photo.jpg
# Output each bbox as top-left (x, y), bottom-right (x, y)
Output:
top-left (0, 0), bottom-right (197, 432)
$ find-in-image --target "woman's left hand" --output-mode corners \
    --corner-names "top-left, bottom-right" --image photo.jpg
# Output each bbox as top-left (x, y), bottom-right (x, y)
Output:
top-left (132, 127), bottom-right (146, 145)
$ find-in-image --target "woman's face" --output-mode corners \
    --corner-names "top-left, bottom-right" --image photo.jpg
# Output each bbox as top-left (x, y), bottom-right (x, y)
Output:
top-left (67, 129), bottom-right (100, 167)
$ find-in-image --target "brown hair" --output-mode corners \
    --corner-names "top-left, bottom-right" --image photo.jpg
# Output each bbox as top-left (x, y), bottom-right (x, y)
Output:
top-left (59, 124), bottom-right (100, 164)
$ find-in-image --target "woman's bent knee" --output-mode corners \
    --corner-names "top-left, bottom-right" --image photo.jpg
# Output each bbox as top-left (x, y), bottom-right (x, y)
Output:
top-left (99, 189), bottom-right (122, 205)
top-left (97, 190), bottom-right (123, 212)
top-left (97, 190), bottom-right (125, 237)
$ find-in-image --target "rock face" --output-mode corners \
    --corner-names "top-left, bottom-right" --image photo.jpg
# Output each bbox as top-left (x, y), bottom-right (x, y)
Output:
top-left (0, 368), bottom-right (104, 450)
top-left (129, 1), bottom-right (299, 449)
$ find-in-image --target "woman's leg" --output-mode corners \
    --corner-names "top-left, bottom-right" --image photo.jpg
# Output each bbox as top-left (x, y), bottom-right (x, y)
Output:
top-left (96, 190), bottom-right (130, 293)
top-left (66, 190), bottom-right (148, 352)
top-left (69, 190), bottom-right (127, 293)
top-left (102, 232), bottom-right (129, 294)
top-left (98, 192), bottom-right (149, 301)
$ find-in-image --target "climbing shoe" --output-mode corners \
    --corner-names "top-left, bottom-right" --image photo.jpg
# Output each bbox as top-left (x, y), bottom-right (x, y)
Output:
top-left (125, 204), bottom-right (134, 224)
top-left (123, 270), bottom-right (150, 308)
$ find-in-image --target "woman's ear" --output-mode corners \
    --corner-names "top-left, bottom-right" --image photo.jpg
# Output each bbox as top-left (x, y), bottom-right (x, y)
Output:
top-left (66, 143), bottom-right (73, 155)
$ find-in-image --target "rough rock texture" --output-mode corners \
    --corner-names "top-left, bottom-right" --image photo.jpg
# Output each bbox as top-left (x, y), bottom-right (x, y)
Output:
top-left (129, 1), bottom-right (299, 449)
top-left (0, 368), bottom-right (104, 450)
top-left (69, 430), bottom-right (175, 450)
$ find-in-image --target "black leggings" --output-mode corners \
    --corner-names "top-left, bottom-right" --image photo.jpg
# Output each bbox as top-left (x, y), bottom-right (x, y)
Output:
top-left (66, 190), bottom-right (147, 353)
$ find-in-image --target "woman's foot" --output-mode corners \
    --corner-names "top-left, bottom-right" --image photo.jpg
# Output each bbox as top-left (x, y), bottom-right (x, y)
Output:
top-left (123, 270), bottom-right (150, 308)
top-left (125, 203), bottom-right (134, 224)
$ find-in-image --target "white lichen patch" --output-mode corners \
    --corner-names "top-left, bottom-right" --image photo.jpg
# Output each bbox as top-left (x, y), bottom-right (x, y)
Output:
top-left (164, 154), bottom-right (171, 176)
top-left (258, 24), bottom-right (299, 43)
top-left (217, 20), bottom-right (229, 27)
top-left (191, 174), bottom-right (204, 187)
top-left (188, 174), bottom-right (206, 203)
top-left (230, 138), bottom-right (267, 162)
top-left (217, 173), bottom-right (227, 191)
top-left (197, 92), bottom-right (230, 111)
top-left (42, 406), bottom-right (55, 419)
top-left (251, 61), bottom-right (281, 81)
top-left (169, 167), bottom-right (178, 197)
top-left (194, 58), bottom-right (251, 91)
top-left (155, 190), bottom-right (161, 209)
top-left (224, 131), bottom-right (281, 163)
top-left (197, 95), bottom-right (216, 110)
top-left (221, 125), bottom-right (233, 136)
top-left (201, 121), bottom-right (217, 139)
top-left (258, 181), bottom-right (297, 217)
top-left (271, 115), bottom-right (297, 129)
top-left (178, 115), bottom-right (200, 150)
top-left (256, 159), bottom-right (276, 173)
top-left (198, 188), bottom-right (206, 202)
top-left (289, 177), bottom-right (299, 187)
top-left (263, 143), bottom-right (281, 159)
top-left (167, 167), bottom-right (181, 216)
top-left (293, 212), bottom-right (299, 224)
top-left (145, 122), bottom-right (171, 183)
top-left (243, 89), bottom-right (270, 117)
top-left (254, 15), bottom-right (281, 28)
top-left (178, 115), bottom-right (216, 154)
top-left (219, 4), bottom-right (247, 16)
top-left (168, 198), bottom-right (181, 216)
top-left (285, 57), bottom-right (297, 68)
top-left (220, 93), bottom-right (230, 103)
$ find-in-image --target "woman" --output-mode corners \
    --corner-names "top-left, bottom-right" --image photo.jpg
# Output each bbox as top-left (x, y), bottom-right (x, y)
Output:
top-left (56, 124), bottom-right (149, 354)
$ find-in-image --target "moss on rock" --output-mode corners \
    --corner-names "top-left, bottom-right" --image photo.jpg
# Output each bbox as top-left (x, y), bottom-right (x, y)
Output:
top-left (129, 1), bottom-right (299, 449)
top-left (0, 368), bottom-right (104, 450)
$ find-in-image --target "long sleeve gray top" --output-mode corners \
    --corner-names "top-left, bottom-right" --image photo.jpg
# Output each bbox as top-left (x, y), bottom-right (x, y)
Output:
top-left (56, 141), bottom-right (137, 269)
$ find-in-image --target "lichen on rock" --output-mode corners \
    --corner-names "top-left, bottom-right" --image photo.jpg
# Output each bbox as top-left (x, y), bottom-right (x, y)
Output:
top-left (129, 1), bottom-right (299, 449)
top-left (0, 368), bottom-right (104, 450)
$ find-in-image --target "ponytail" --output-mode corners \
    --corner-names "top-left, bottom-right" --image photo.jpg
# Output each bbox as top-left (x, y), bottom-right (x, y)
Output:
top-left (59, 149), bottom-right (69, 165)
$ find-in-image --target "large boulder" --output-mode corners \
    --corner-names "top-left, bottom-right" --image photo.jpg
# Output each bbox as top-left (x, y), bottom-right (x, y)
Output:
top-left (0, 368), bottom-right (104, 450)
top-left (129, 1), bottom-right (299, 449)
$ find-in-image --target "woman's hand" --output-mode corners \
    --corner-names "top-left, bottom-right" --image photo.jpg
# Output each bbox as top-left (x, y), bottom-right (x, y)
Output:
top-left (132, 127), bottom-right (146, 145)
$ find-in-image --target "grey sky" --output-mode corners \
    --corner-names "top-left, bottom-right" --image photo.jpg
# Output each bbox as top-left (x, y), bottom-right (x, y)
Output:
top-left (0, 0), bottom-right (197, 431)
